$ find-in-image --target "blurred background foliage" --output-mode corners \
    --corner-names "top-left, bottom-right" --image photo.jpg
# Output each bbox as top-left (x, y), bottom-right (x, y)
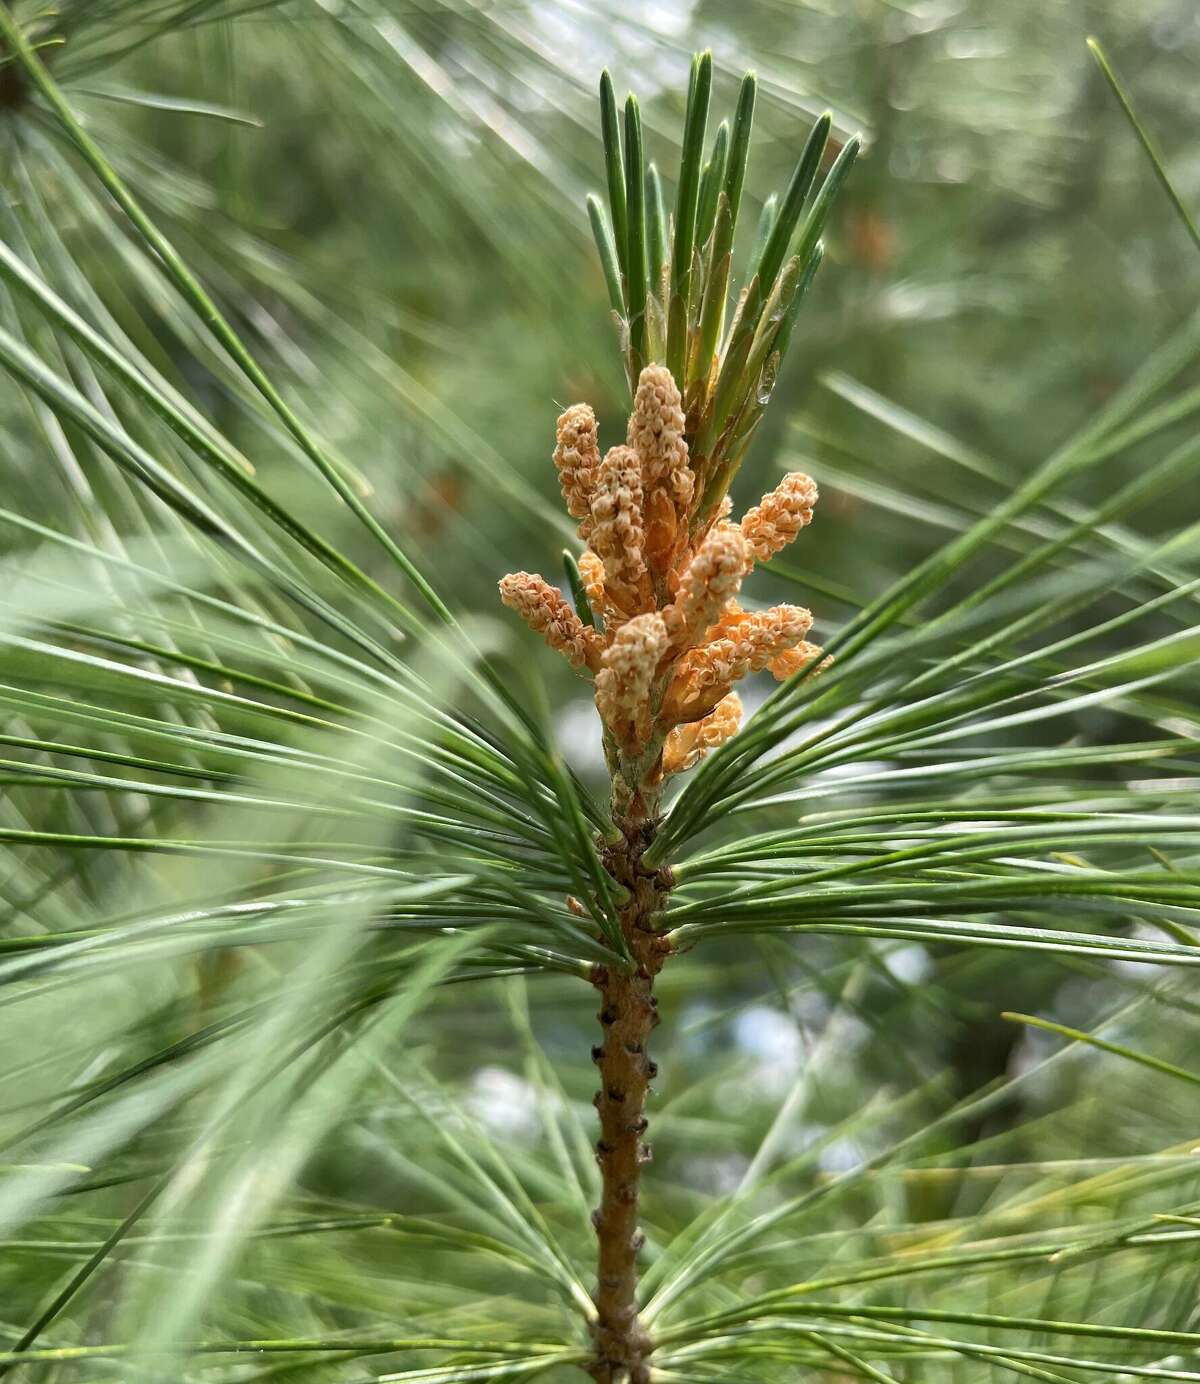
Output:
top-left (9, 0), bottom-right (1200, 603)
top-left (2, 0), bottom-right (1200, 1378)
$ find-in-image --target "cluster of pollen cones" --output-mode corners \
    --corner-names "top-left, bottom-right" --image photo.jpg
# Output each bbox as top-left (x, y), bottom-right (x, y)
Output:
top-left (500, 364), bottom-right (827, 795)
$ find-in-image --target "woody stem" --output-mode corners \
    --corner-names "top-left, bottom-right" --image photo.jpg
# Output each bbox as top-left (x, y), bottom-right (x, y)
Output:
top-left (587, 811), bottom-right (671, 1384)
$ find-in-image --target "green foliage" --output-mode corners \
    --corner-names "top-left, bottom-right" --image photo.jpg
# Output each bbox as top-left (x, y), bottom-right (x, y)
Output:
top-left (0, 2), bottom-right (1198, 1381)
top-left (592, 50), bottom-right (860, 520)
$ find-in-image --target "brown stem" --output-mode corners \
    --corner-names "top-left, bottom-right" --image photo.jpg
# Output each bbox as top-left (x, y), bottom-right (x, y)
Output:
top-left (587, 814), bottom-right (672, 1384)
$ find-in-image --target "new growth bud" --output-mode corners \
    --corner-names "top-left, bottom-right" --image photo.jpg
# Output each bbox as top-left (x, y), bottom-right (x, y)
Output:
top-left (500, 366), bottom-right (826, 795)
top-left (740, 471), bottom-right (818, 565)
top-left (590, 445), bottom-right (653, 623)
top-left (554, 404), bottom-right (601, 534)
top-left (662, 693), bottom-right (743, 775)
top-left (628, 365), bottom-right (693, 573)
top-left (595, 612), bottom-right (668, 751)
top-left (498, 571), bottom-right (604, 672)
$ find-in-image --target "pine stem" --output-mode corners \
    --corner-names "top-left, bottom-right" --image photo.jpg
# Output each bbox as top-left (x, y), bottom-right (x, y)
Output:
top-left (587, 812), bottom-right (672, 1383)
